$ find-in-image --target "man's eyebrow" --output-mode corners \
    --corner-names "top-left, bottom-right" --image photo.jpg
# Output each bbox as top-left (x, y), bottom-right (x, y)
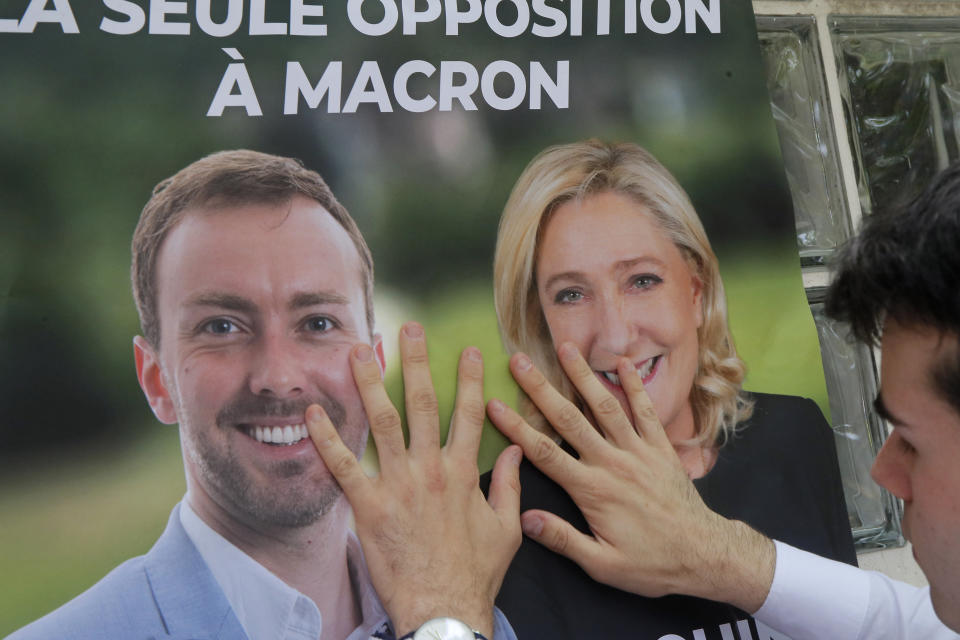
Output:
top-left (184, 293), bottom-right (256, 313)
top-left (289, 291), bottom-right (350, 309)
top-left (873, 392), bottom-right (905, 426)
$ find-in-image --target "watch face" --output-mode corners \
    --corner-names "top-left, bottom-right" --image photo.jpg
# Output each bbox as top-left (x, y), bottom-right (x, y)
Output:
top-left (412, 617), bottom-right (476, 640)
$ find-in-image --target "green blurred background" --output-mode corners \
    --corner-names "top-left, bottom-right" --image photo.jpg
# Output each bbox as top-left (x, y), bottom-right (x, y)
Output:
top-left (0, 1), bottom-right (826, 634)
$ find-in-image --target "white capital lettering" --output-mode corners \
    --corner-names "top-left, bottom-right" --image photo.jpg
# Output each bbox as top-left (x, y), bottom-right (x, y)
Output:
top-left (443, 0), bottom-right (480, 35)
top-left (529, 60), bottom-right (567, 109)
top-left (284, 61), bottom-right (342, 114)
top-left (343, 61), bottom-right (393, 112)
top-left (394, 60), bottom-right (437, 112)
top-left (484, 0), bottom-right (528, 38)
top-left (596, 0), bottom-right (610, 35)
top-left (439, 60), bottom-right (478, 111)
top-left (291, 0), bottom-right (327, 35)
top-left (250, 0), bottom-right (287, 34)
top-left (196, 0), bottom-right (242, 37)
top-left (401, 0), bottom-right (440, 34)
top-left (347, 0), bottom-right (399, 36)
top-left (685, 0), bottom-right (719, 33)
top-left (100, 0), bottom-right (145, 34)
top-left (208, 52), bottom-right (262, 116)
top-left (531, 0), bottom-right (565, 37)
top-left (481, 60), bottom-right (525, 110)
top-left (640, 0), bottom-right (681, 34)
top-left (569, 0), bottom-right (582, 35)
top-left (149, 0), bottom-right (189, 35)
top-left (18, 0), bottom-right (78, 33)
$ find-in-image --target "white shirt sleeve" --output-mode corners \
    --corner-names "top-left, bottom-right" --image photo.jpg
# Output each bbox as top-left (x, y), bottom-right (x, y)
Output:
top-left (753, 541), bottom-right (959, 640)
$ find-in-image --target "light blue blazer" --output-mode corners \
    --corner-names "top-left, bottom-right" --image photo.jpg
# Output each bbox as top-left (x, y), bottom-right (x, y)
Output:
top-left (8, 504), bottom-right (249, 640)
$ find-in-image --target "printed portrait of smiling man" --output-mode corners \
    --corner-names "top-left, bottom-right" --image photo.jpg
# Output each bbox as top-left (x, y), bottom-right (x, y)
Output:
top-left (135, 188), bottom-right (376, 532)
top-left (9, 150), bottom-right (522, 640)
top-left (127, 151), bottom-right (380, 541)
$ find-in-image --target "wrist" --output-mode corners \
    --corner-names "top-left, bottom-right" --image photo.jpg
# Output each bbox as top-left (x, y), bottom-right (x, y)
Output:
top-left (698, 518), bottom-right (775, 613)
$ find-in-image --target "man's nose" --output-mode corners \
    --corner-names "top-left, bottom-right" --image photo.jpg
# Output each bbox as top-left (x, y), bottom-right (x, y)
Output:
top-left (870, 432), bottom-right (912, 502)
top-left (248, 332), bottom-right (305, 398)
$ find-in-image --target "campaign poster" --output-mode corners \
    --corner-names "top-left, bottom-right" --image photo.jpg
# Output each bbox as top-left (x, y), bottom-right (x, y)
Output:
top-left (0, 0), bottom-right (826, 633)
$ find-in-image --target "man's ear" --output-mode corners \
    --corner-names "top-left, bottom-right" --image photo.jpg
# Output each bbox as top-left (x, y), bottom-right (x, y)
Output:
top-left (372, 332), bottom-right (386, 379)
top-left (133, 336), bottom-right (177, 424)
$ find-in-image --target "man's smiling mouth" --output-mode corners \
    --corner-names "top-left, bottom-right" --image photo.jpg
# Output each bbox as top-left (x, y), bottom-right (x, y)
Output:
top-left (244, 423), bottom-right (310, 446)
top-left (218, 394), bottom-right (346, 448)
top-left (598, 355), bottom-right (660, 386)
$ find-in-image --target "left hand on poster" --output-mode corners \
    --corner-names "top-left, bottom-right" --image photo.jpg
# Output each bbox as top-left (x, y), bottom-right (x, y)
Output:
top-left (306, 322), bottom-right (522, 639)
top-left (487, 342), bottom-right (775, 611)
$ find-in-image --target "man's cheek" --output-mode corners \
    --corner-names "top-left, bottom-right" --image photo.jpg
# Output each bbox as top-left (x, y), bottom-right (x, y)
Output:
top-left (307, 345), bottom-right (357, 387)
top-left (176, 374), bottom-right (230, 427)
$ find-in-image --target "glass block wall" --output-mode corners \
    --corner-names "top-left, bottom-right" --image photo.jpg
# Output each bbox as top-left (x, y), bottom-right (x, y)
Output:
top-left (752, 2), bottom-right (960, 550)
top-left (834, 19), bottom-right (960, 217)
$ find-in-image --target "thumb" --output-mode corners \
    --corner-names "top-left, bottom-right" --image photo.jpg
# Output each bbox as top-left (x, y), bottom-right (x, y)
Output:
top-left (521, 509), bottom-right (596, 566)
top-left (488, 445), bottom-right (523, 521)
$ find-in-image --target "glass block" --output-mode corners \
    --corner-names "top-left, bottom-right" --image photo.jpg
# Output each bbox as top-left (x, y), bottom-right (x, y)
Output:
top-left (757, 16), bottom-right (852, 263)
top-left (832, 18), bottom-right (960, 216)
top-left (808, 292), bottom-right (904, 550)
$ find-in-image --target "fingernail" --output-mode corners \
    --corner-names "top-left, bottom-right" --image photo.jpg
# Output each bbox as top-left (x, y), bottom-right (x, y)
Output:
top-left (521, 513), bottom-right (543, 537)
top-left (489, 399), bottom-right (505, 414)
top-left (465, 346), bottom-right (482, 362)
top-left (306, 404), bottom-right (324, 422)
top-left (403, 322), bottom-right (424, 338)
top-left (509, 445), bottom-right (523, 465)
top-left (355, 344), bottom-right (374, 361)
top-left (620, 357), bottom-right (636, 373)
top-left (515, 354), bottom-right (532, 371)
top-left (559, 343), bottom-right (578, 361)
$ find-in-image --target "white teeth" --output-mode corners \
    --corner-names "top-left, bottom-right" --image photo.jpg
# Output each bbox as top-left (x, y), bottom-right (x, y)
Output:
top-left (638, 356), bottom-right (657, 378)
top-left (599, 356), bottom-right (659, 386)
top-left (249, 423), bottom-right (309, 445)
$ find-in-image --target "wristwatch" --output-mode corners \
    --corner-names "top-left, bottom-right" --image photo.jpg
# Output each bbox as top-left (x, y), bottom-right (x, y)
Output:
top-left (398, 617), bottom-right (488, 640)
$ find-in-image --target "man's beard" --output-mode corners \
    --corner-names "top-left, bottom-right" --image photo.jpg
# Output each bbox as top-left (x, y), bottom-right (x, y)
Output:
top-left (182, 389), bottom-right (366, 528)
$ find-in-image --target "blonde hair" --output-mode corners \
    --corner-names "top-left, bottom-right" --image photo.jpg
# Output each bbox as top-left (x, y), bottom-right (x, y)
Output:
top-left (493, 140), bottom-right (752, 446)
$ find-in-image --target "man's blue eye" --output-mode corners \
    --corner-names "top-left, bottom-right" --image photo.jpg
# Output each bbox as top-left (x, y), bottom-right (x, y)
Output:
top-left (306, 316), bottom-right (334, 332)
top-left (205, 319), bottom-right (235, 334)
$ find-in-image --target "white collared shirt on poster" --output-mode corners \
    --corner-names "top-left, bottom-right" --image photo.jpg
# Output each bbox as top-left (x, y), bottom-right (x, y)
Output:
top-left (180, 500), bottom-right (389, 640)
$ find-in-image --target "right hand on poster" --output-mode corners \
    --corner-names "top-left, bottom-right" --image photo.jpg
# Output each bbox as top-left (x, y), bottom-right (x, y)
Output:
top-left (487, 342), bottom-right (776, 613)
top-left (306, 323), bottom-right (522, 639)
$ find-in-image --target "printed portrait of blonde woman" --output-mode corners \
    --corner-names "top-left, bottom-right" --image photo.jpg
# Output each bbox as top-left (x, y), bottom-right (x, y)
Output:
top-left (484, 140), bottom-right (856, 640)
